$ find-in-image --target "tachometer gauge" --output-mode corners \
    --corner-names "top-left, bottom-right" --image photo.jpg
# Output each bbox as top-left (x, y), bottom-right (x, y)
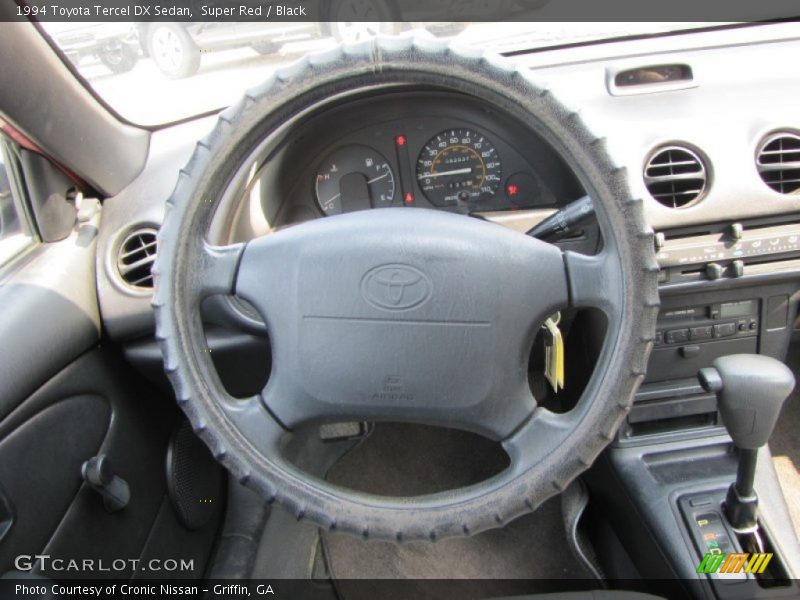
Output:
top-left (315, 145), bottom-right (395, 215)
top-left (416, 128), bottom-right (502, 207)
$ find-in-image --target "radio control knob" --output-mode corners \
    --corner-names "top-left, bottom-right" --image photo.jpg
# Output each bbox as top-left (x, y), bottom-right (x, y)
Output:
top-left (706, 262), bottom-right (724, 280)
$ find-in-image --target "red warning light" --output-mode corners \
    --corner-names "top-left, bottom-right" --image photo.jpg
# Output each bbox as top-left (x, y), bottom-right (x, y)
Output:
top-left (506, 183), bottom-right (520, 197)
top-left (404, 192), bottom-right (414, 204)
top-left (395, 135), bottom-right (407, 147)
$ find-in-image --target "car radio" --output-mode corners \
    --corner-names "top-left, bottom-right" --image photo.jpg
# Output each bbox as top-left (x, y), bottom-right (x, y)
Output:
top-left (647, 300), bottom-right (760, 382)
top-left (655, 300), bottom-right (759, 346)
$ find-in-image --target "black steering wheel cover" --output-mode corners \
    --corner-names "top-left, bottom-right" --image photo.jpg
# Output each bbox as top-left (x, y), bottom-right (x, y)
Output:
top-left (153, 37), bottom-right (659, 541)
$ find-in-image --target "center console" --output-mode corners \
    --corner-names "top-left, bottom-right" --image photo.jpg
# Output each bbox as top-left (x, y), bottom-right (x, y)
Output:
top-left (585, 215), bottom-right (800, 599)
top-left (619, 216), bottom-right (800, 445)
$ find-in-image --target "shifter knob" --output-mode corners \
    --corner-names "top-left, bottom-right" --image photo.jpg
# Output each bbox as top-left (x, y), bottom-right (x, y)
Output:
top-left (699, 354), bottom-right (794, 449)
top-left (699, 354), bottom-right (795, 531)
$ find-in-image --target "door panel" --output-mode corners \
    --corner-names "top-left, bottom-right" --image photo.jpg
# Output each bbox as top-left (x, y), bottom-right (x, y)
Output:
top-left (0, 394), bottom-right (110, 569)
top-left (0, 215), bottom-right (221, 578)
top-left (0, 225), bottom-right (99, 419)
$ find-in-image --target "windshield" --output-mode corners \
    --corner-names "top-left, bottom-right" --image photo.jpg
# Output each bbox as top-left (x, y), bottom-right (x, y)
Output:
top-left (41, 21), bottom-right (721, 126)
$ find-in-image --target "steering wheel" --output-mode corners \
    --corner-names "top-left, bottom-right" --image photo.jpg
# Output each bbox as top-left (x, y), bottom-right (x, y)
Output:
top-left (153, 37), bottom-right (659, 542)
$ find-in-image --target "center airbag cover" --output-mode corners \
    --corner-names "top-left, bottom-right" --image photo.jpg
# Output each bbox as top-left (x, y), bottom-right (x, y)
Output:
top-left (235, 208), bottom-right (566, 439)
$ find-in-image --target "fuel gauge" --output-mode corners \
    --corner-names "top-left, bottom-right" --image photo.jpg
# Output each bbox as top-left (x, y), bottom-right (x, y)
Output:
top-left (315, 145), bottom-right (395, 215)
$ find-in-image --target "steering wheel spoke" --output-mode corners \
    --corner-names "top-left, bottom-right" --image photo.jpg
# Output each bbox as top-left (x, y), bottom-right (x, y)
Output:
top-left (502, 408), bottom-right (575, 476)
top-left (564, 249), bottom-right (623, 319)
top-left (216, 394), bottom-right (286, 459)
top-left (193, 240), bottom-right (246, 298)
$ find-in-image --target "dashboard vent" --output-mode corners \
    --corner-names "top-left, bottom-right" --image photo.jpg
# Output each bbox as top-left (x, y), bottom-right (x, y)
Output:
top-left (756, 133), bottom-right (800, 195)
top-left (117, 228), bottom-right (158, 289)
top-left (644, 146), bottom-right (707, 208)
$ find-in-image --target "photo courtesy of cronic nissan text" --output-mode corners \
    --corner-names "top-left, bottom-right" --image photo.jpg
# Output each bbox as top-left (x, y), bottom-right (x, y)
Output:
top-left (0, 1), bottom-right (799, 599)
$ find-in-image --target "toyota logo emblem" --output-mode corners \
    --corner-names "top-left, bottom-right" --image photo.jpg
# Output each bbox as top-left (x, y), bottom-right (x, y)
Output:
top-left (361, 264), bottom-right (433, 311)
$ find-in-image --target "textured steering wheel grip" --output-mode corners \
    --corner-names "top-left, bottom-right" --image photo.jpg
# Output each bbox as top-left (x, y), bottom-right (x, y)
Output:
top-left (152, 35), bottom-right (660, 541)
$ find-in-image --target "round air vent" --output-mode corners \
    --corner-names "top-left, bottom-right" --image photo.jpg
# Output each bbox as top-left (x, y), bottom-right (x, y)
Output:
top-left (117, 228), bottom-right (158, 289)
top-left (756, 132), bottom-right (800, 195)
top-left (644, 145), bottom-right (708, 208)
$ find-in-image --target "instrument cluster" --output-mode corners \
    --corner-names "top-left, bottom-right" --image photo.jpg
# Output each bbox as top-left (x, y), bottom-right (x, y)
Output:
top-left (315, 125), bottom-right (523, 215)
top-left (312, 121), bottom-right (554, 216)
top-left (260, 91), bottom-right (583, 227)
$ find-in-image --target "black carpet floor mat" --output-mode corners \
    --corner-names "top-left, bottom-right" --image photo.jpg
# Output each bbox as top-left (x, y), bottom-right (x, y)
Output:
top-left (321, 422), bottom-right (589, 594)
top-left (318, 342), bottom-right (800, 595)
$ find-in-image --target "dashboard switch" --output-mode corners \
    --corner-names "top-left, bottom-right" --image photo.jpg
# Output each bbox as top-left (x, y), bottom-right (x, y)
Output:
top-left (665, 329), bottom-right (690, 344)
top-left (706, 263), bottom-right (724, 280)
top-left (731, 259), bottom-right (744, 278)
top-left (730, 222), bottom-right (744, 240)
top-left (680, 345), bottom-right (701, 358)
top-left (713, 323), bottom-right (736, 338)
top-left (689, 495), bottom-right (713, 508)
top-left (689, 326), bottom-right (713, 341)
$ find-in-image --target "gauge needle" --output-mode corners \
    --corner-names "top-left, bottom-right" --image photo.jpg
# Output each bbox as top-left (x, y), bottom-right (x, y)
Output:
top-left (321, 170), bottom-right (389, 209)
top-left (367, 171), bottom-right (389, 184)
top-left (323, 193), bottom-right (340, 208)
top-left (324, 171), bottom-right (387, 209)
top-left (418, 167), bottom-right (473, 179)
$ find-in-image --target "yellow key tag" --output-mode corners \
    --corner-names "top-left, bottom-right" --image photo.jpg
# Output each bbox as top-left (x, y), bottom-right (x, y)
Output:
top-left (543, 327), bottom-right (556, 392)
top-left (543, 313), bottom-right (565, 393)
top-left (555, 326), bottom-right (565, 390)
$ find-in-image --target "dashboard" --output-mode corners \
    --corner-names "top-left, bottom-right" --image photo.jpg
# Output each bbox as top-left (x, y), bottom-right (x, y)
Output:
top-left (97, 24), bottom-right (800, 348)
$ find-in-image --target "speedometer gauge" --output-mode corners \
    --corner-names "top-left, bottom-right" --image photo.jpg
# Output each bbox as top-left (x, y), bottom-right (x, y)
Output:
top-left (416, 128), bottom-right (502, 207)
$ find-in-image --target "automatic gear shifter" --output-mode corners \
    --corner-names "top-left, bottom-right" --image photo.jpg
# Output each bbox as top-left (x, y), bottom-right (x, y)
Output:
top-left (699, 354), bottom-right (795, 531)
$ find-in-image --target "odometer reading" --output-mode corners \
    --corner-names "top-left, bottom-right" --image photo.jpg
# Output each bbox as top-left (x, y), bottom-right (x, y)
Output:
top-left (416, 128), bottom-right (502, 207)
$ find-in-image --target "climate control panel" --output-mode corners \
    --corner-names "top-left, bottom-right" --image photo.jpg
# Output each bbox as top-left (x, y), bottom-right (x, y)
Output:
top-left (656, 223), bottom-right (800, 268)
